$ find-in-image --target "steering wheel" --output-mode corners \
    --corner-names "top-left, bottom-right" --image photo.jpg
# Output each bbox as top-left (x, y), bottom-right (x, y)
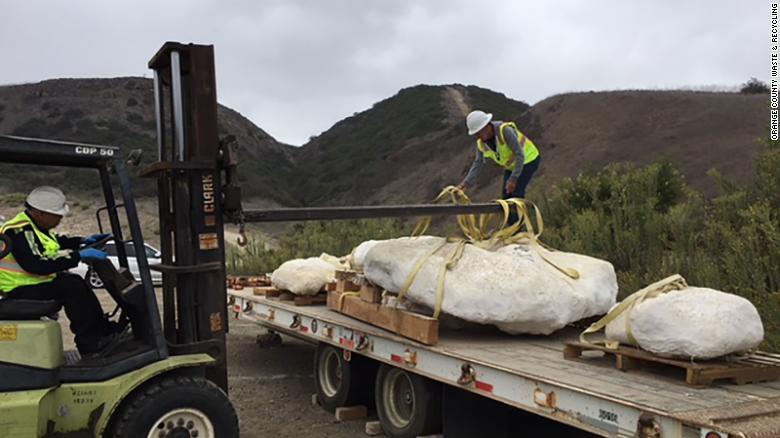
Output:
top-left (81, 234), bottom-right (113, 250)
top-left (0, 234), bottom-right (12, 259)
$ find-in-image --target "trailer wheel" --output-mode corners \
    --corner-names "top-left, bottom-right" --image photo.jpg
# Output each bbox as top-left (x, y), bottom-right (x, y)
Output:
top-left (314, 343), bottom-right (374, 412)
top-left (375, 364), bottom-right (442, 438)
top-left (108, 375), bottom-right (238, 438)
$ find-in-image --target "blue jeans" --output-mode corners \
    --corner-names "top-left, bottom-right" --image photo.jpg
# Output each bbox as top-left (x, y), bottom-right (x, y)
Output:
top-left (502, 157), bottom-right (540, 199)
top-left (502, 157), bottom-right (540, 225)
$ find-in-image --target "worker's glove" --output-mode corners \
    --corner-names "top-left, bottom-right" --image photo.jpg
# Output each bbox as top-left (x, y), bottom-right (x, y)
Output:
top-left (79, 248), bottom-right (108, 261)
top-left (82, 233), bottom-right (111, 245)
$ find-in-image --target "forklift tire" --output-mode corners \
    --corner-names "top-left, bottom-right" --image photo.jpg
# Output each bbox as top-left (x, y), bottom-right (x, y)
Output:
top-left (314, 343), bottom-right (375, 412)
top-left (375, 364), bottom-right (442, 438)
top-left (108, 375), bottom-right (238, 438)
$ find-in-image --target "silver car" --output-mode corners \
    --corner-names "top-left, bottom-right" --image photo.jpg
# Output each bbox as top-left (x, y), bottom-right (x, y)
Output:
top-left (71, 240), bottom-right (163, 288)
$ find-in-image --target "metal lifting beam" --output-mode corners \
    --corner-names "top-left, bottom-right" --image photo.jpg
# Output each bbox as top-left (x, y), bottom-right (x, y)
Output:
top-left (241, 203), bottom-right (506, 223)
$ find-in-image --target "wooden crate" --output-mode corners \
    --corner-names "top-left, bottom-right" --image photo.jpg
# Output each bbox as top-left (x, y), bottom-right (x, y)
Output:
top-left (262, 287), bottom-right (327, 306)
top-left (327, 289), bottom-right (438, 345)
top-left (327, 270), bottom-right (438, 345)
top-left (252, 286), bottom-right (279, 296)
top-left (227, 274), bottom-right (271, 288)
top-left (331, 271), bottom-right (385, 303)
top-left (563, 341), bottom-right (780, 388)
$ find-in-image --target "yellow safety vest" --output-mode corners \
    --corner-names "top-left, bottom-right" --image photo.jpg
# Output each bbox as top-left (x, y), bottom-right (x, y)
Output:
top-left (476, 122), bottom-right (540, 171)
top-left (0, 212), bottom-right (61, 292)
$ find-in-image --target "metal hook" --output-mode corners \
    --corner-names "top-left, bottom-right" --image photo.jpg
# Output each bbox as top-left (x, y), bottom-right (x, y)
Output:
top-left (457, 363), bottom-right (476, 386)
top-left (236, 215), bottom-right (248, 247)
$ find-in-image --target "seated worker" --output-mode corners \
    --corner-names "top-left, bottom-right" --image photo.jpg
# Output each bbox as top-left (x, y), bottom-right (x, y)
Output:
top-left (0, 186), bottom-right (115, 355)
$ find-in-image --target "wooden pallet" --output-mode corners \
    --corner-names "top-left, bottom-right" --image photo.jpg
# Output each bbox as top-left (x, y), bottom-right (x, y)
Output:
top-left (256, 286), bottom-right (327, 306)
top-left (327, 271), bottom-right (384, 304)
top-left (227, 275), bottom-right (271, 289)
top-left (327, 270), bottom-right (439, 345)
top-left (252, 286), bottom-right (279, 296)
top-left (563, 341), bottom-right (780, 388)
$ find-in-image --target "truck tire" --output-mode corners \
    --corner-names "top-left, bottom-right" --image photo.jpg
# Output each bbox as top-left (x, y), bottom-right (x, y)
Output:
top-left (108, 375), bottom-right (239, 438)
top-left (314, 343), bottom-right (375, 412)
top-left (375, 364), bottom-right (442, 438)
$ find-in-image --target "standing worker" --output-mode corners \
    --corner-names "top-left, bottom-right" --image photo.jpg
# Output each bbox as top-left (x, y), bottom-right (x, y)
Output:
top-left (0, 186), bottom-right (116, 355)
top-left (458, 110), bottom-right (541, 199)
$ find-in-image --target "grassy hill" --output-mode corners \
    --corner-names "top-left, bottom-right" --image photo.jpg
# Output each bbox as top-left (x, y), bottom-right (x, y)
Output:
top-left (0, 79), bottom-right (769, 207)
top-left (0, 77), bottom-right (298, 203)
top-left (294, 86), bottom-right (768, 207)
top-left (295, 84), bottom-right (530, 205)
top-left (521, 90), bottom-right (769, 197)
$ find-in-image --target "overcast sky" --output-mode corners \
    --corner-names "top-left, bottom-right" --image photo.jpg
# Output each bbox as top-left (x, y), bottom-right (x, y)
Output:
top-left (0, 1), bottom-right (766, 145)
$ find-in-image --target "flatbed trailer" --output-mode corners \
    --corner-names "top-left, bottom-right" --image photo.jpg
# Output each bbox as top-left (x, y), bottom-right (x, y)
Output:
top-left (228, 290), bottom-right (780, 438)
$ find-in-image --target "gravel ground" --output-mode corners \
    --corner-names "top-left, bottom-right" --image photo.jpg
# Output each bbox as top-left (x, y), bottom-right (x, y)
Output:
top-left (58, 290), bottom-right (367, 438)
top-left (227, 318), bottom-right (367, 437)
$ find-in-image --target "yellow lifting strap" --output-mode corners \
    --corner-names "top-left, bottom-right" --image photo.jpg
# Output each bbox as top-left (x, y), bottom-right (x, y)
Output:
top-left (399, 186), bottom-right (579, 319)
top-left (337, 291), bottom-right (361, 312)
top-left (579, 274), bottom-right (688, 349)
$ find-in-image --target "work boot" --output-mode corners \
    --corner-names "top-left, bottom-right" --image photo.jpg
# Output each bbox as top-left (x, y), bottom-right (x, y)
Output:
top-left (80, 332), bottom-right (120, 359)
top-left (103, 318), bottom-right (122, 334)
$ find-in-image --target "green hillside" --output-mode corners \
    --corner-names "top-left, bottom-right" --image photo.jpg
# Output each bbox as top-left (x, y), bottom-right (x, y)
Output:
top-left (295, 84), bottom-right (531, 205)
top-left (0, 78), bottom-right (298, 203)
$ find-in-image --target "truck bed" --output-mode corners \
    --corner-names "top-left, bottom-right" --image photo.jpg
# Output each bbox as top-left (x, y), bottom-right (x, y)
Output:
top-left (229, 290), bottom-right (780, 437)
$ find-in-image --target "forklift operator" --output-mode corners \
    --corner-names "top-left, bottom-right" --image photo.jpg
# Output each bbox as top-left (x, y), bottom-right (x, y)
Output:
top-left (0, 186), bottom-right (116, 355)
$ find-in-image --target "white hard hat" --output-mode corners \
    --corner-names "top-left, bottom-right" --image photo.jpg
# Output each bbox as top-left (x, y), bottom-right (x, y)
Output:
top-left (466, 110), bottom-right (493, 135)
top-left (26, 186), bottom-right (69, 216)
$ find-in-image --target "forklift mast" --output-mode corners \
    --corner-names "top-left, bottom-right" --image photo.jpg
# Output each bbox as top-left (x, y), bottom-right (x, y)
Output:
top-left (146, 43), bottom-right (231, 391)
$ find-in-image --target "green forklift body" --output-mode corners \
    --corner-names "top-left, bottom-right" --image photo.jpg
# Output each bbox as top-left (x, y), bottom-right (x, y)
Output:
top-left (0, 353), bottom-right (214, 437)
top-left (0, 320), bottom-right (63, 369)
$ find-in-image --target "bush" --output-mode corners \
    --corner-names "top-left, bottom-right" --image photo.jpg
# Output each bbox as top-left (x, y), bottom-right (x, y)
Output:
top-left (740, 77), bottom-right (769, 94)
top-left (226, 219), bottom-right (406, 275)
top-left (538, 152), bottom-right (780, 351)
top-left (539, 161), bottom-right (685, 285)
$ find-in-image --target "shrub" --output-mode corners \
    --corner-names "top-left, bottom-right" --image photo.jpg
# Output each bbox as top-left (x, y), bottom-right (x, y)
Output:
top-left (226, 219), bottom-right (406, 275)
top-left (740, 77), bottom-right (769, 94)
top-left (538, 151), bottom-right (780, 351)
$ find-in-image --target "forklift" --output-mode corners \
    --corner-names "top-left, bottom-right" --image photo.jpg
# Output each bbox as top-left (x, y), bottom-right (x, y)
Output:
top-left (0, 43), bottom-right (239, 437)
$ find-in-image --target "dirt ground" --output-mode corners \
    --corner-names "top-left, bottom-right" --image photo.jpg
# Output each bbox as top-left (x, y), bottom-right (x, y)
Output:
top-left (58, 290), bottom-right (366, 438)
top-left (226, 318), bottom-right (366, 437)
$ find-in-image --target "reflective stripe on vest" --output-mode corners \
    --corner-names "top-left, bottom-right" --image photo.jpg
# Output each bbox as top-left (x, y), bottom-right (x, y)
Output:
top-left (0, 212), bottom-right (60, 292)
top-left (476, 122), bottom-right (540, 171)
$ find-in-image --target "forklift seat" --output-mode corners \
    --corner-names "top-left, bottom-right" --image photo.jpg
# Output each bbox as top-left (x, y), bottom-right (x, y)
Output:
top-left (0, 298), bottom-right (61, 320)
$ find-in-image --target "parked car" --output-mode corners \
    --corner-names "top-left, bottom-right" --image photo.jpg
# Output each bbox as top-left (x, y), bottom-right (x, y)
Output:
top-left (71, 240), bottom-right (162, 288)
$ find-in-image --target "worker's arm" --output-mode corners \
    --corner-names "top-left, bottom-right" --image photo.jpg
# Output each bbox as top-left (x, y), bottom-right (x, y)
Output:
top-left (503, 126), bottom-right (526, 182)
top-left (56, 234), bottom-right (82, 251)
top-left (7, 229), bottom-right (80, 275)
top-left (460, 149), bottom-right (484, 188)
